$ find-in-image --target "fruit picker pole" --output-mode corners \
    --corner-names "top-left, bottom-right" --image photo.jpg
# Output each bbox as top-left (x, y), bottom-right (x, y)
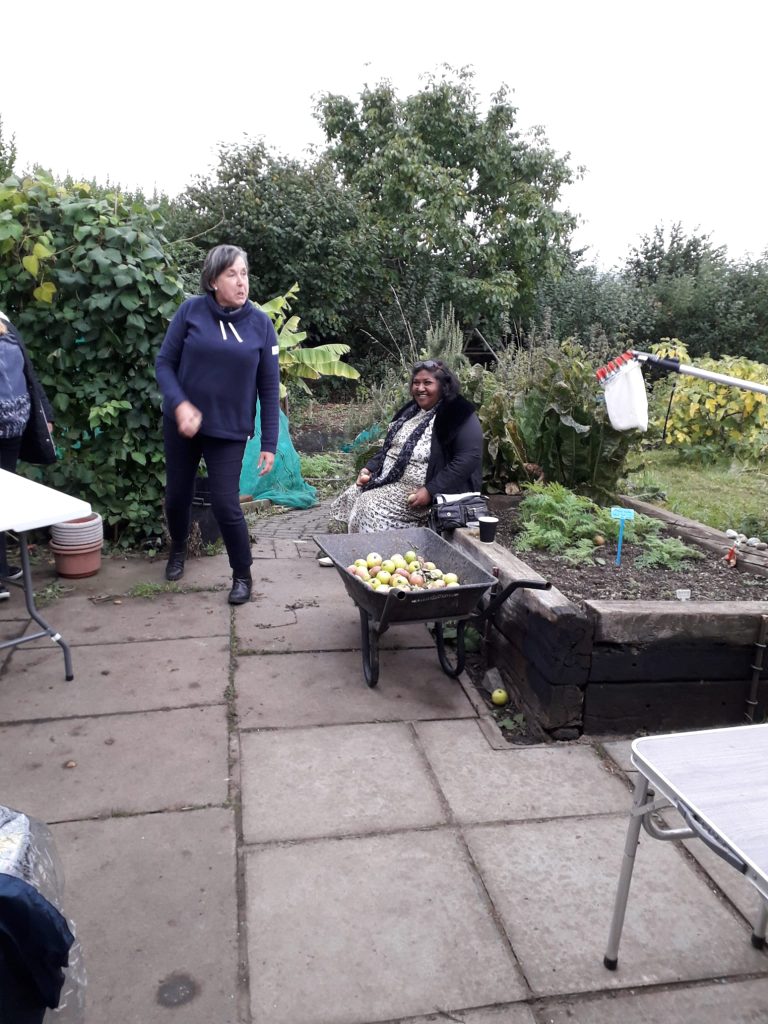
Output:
top-left (630, 350), bottom-right (768, 398)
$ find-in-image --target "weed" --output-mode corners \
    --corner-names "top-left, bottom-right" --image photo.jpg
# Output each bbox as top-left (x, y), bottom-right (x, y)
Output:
top-left (127, 581), bottom-right (181, 598)
top-left (34, 581), bottom-right (71, 606)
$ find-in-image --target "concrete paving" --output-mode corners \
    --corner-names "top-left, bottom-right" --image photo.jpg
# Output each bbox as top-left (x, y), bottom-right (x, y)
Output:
top-left (1, 501), bottom-right (766, 1023)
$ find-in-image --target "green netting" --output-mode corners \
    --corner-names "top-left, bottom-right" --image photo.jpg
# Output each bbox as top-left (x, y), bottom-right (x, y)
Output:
top-left (240, 404), bottom-right (318, 509)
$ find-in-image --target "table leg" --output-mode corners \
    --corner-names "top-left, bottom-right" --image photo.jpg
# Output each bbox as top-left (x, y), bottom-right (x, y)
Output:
top-left (1, 531), bottom-right (74, 681)
top-left (604, 773), bottom-right (649, 970)
top-left (752, 899), bottom-right (768, 949)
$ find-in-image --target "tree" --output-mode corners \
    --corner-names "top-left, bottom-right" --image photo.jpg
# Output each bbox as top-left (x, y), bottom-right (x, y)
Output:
top-left (624, 223), bottom-right (726, 284)
top-left (166, 140), bottom-right (378, 340)
top-left (0, 116), bottom-right (17, 179)
top-left (315, 67), bottom-right (577, 338)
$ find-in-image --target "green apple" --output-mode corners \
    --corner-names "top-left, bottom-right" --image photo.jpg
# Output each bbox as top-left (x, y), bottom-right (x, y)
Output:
top-left (381, 559), bottom-right (396, 574)
top-left (366, 552), bottom-right (383, 567)
top-left (443, 572), bottom-right (459, 584)
top-left (404, 550), bottom-right (417, 562)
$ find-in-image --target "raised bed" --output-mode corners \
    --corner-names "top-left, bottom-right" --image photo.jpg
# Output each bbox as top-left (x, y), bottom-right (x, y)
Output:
top-left (451, 516), bottom-right (768, 737)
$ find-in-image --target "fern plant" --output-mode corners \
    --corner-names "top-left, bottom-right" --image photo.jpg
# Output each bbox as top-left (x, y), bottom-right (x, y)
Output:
top-left (515, 482), bottom-right (703, 567)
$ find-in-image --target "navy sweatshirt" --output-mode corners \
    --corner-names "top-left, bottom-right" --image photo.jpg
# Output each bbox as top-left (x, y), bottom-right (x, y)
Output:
top-left (155, 293), bottom-right (281, 451)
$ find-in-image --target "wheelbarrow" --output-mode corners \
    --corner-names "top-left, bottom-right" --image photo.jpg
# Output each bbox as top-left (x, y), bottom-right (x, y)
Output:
top-left (314, 527), bottom-right (550, 687)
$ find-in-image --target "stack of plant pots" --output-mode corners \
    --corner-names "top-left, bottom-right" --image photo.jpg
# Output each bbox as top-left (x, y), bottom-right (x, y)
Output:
top-left (49, 512), bottom-right (103, 578)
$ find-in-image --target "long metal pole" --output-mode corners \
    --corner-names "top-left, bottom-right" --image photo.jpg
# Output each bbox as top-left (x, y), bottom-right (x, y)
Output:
top-left (631, 351), bottom-right (768, 398)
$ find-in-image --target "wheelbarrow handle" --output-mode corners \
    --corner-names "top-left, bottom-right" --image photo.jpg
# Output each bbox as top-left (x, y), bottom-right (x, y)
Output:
top-left (478, 578), bottom-right (551, 621)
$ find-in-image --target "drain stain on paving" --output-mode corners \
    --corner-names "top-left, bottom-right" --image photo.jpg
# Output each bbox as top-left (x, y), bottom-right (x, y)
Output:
top-left (156, 973), bottom-right (200, 1007)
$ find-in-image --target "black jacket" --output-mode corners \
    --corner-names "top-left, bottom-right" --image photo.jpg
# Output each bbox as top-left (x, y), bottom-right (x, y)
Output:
top-left (366, 395), bottom-right (483, 497)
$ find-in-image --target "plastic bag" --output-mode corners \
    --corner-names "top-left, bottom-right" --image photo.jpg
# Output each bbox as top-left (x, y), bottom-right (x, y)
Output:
top-left (0, 805), bottom-right (86, 1022)
top-left (602, 360), bottom-right (648, 432)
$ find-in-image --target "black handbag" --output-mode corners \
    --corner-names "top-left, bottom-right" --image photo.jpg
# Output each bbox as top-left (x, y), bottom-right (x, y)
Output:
top-left (430, 492), bottom-right (489, 532)
top-left (19, 396), bottom-right (56, 465)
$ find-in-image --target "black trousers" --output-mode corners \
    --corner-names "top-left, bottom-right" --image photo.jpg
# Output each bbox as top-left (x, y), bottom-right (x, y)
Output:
top-left (162, 419), bottom-right (252, 578)
top-left (0, 436), bottom-right (22, 575)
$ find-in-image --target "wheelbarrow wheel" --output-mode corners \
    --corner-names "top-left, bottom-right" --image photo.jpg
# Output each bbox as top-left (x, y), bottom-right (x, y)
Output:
top-left (359, 606), bottom-right (380, 687)
top-left (434, 620), bottom-right (466, 678)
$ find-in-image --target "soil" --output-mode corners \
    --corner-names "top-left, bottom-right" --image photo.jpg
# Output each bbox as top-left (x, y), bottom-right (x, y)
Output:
top-left (493, 507), bottom-right (768, 605)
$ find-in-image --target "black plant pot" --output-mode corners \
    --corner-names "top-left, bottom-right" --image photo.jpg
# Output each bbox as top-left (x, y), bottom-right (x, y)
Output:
top-left (192, 478), bottom-right (221, 544)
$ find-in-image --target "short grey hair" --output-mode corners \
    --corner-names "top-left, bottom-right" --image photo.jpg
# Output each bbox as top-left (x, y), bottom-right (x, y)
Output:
top-left (200, 244), bottom-right (249, 295)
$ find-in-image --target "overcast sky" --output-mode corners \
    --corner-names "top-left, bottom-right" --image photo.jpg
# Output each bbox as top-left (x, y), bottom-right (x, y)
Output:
top-left (4, 0), bottom-right (766, 269)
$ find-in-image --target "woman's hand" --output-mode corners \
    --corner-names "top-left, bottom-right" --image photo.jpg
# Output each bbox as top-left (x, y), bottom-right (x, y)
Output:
top-left (257, 451), bottom-right (275, 476)
top-left (175, 401), bottom-right (202, 438)
top-left (406, 487), bottom-right (431, 509)
top-left (356, 467), bottom-right (372, 487)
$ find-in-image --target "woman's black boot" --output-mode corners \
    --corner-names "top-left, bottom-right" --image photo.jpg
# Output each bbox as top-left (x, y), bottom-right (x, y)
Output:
top-left (228, 574), bottom-right (252, 605)
top-left (165, 548), bottom-right (186, 582)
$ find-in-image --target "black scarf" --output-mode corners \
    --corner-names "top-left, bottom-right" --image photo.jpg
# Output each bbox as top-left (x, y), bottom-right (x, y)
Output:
top-left (364, 401), bottom-right (438, 491)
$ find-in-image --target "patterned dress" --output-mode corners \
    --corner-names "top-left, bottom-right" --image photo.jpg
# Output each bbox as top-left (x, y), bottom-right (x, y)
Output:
top-left (331, 409), bottom-right (435, 533)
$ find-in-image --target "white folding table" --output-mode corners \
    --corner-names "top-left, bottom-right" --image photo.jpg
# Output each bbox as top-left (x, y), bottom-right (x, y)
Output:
top-left (0, 468), bottom-right (91, 680)
top-left (604, 723), bottom-right (768, 969)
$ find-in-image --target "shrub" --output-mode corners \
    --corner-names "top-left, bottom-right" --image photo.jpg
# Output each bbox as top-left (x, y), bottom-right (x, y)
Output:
top-left (0, 173), bottom-right (185, 547)
top-left (648, 339), bottom-right (768, 461)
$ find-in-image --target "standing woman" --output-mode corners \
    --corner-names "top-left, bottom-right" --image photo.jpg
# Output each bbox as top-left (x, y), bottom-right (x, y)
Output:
top-left (155, 244), bottom-right (280, 604)
top-left (0, 312), bottom-right (55, 601)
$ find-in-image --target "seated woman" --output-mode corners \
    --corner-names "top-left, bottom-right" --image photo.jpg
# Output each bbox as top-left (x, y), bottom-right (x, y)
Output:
top-left (331, 359), bottom-right (483, 534)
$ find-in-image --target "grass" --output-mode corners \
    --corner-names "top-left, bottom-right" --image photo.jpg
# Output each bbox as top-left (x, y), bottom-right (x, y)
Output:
top-left (623, 449), bottom-right (768, 538)
top-left (127, 581), bottom-right (182, 598)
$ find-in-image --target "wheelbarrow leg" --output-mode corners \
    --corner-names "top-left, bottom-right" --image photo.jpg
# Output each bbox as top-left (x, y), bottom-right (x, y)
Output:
top-left (434, 620), bottom-right (466, 678)
top-left (359, 606), bottom-right (380, 688)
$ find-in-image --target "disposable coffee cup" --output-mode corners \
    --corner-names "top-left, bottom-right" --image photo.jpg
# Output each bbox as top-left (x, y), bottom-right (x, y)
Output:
top-left (478, 516), bottom-right (499, 542)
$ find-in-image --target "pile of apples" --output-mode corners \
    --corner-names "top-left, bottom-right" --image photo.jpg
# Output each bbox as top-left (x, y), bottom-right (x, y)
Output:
top-left (346, 550), bottom-right (461, 593)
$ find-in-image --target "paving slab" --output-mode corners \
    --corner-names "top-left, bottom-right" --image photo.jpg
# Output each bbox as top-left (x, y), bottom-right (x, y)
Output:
top-left (0, 637), bottom-right (229, 721)
top-left (416, 720), bottom-right (630, 823)
top-left (465, 817), bottom-right (767, 997)
top-left (245, 829), bottom-right (527, 1024)
top-left (676, 818), bottom-right (768, 928)
top-left (0, 705), bottom-right (227, 821)
top-left (236, 649), bottom-right (476, 729)
top-left (52, 808), bottom-right (239, 1024)
top-left (241, 722), bottom-right (447, 842)
top-left (0, 589), bottom-right (232, 647)
top-left (236, 604), bottom-right (436, 652)
top-left (542, 976), bottom-right (768, 1023)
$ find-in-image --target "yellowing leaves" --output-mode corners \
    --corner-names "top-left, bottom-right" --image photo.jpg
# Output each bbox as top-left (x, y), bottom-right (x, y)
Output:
top-left (22, 253), bottom-right (39, 276)
top-left (33, 281), bottom-right (56, 303)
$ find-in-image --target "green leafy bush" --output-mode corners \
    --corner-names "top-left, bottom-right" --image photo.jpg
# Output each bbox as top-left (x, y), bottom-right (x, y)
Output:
top-left (647, 339), bottom-right (768, 461)
top-left (462, 337), bottom-right (636, 498)
top-left (0, 173), bottom-right (186, 547)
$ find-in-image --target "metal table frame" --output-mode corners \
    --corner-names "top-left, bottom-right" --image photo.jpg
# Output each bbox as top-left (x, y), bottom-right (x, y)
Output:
top-left (0, 469), bottom-right (91, 680)
top-left (604, 723), bottom-right (768, 970)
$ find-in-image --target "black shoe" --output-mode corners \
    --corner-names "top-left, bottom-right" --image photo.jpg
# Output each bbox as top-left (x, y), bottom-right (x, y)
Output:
top-left (165, 550), bottom-right (186, 582)
top-left (228, 577), bottom-right (252, 605)
top-left (0, 565), bottom-right (22, 581)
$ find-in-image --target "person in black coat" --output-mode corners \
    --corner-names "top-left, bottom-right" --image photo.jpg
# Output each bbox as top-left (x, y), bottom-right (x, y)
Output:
top-left (330, 359), bottom-right (483, 534)
top-left (0, 313), bottom-right (55, 599)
